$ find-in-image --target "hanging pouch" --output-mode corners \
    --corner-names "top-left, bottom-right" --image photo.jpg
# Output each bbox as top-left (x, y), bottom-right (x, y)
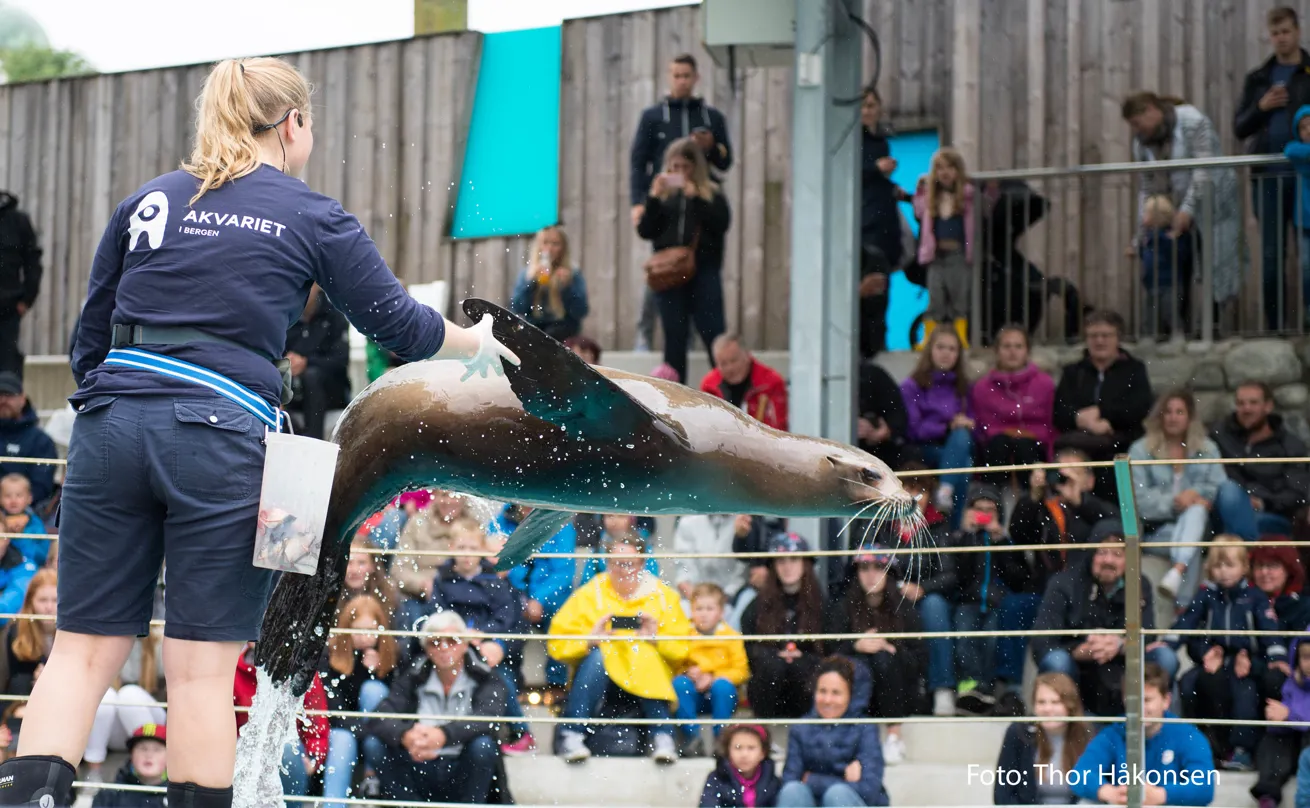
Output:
top-left (253, 431), bottom-right (340, 575)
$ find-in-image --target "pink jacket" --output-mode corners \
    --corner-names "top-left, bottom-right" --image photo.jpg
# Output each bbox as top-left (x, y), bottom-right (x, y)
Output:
top-left (969, 363), bottom-right (1056, 458)
top-left (912, 178), bottom-right (977, 264)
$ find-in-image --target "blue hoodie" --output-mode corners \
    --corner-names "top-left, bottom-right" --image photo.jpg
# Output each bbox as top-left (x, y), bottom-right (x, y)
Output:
top-left (1070, 711), bottom-right (1215, 806)
top-left (495, 505), bottom-right (577, 620)
top-left (0, 403), bottom-right (56, 506)
top-left (1283, 105), bottom-right (1310, 228)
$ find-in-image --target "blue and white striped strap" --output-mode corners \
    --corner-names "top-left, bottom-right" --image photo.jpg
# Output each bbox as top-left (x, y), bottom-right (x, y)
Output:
top-left (104, 347), bottom-right (283, 431)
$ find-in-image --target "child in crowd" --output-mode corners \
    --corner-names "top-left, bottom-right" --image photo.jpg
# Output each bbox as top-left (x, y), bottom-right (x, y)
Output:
top-left (1172, 543), bottom-right (1285, 771)
top-left (699, 724), bottom-right (780, 808)
top-left (91, 724), bottom-right (167, 808)
top-left (1283, 105), bottom-right (1310, 327)
top-left (899, 328), bottom-right (974, 522)
top-left (912, 147), bottom-right (975, 349)
top-left (1137, 194), bottom-right (1195, 340)
top-left (1253, 639), bottom-right (1310, 808)
top-left (673, 583), bottom-right (749, 756)
top-left (0, 474), bottom-right (48, 567)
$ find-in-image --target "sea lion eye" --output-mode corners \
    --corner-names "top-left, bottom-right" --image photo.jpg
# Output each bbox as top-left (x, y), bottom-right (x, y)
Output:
top-left (860, 468), bottom-right (881, 484)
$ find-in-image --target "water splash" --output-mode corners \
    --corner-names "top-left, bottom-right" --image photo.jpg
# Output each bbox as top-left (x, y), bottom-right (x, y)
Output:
top-left (232, 666), bottom-right (302, 808)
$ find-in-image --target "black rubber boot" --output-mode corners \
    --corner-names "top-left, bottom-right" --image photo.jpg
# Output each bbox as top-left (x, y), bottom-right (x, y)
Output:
top-left (0, 755), bottom-right (76, 807)
top-left (166, 782), bottom-right (233, 808)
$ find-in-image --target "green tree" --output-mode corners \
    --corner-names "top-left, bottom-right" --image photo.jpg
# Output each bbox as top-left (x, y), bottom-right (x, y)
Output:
top-left (0, 44), bottom-right (94, 83)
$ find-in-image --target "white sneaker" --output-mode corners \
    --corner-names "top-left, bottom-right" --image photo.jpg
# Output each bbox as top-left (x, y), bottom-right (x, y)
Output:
top-left (559, 730), bottom-right (591, 763)
top-left (652, 733), bottom-right (677, 764)
top-left (933, 688), bottom-right (955, 716)
top-left (882, 733), bottom-right (906, 765)
top-left (1159, 567), bottom-right (1183, 600)
top-left (934, 484), bottom-right (955, 513)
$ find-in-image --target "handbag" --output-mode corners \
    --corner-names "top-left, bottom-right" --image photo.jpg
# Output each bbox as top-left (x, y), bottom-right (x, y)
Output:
top-left (644, 196), bottom-right (700, 292)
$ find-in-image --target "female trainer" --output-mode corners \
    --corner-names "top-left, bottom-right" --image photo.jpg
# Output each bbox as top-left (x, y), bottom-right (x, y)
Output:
top-left (0, 56), bottom-right (518, 808)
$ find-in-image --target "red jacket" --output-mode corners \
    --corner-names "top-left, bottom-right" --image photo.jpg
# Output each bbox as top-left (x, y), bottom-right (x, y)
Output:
top-left (234, 656), bottom-right (330, 767)
top-left (700, 361), bottom-right (789, 431)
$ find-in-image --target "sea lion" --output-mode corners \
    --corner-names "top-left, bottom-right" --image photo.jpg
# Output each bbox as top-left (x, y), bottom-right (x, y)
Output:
top-left (255, 298), bottom-right (916, 694)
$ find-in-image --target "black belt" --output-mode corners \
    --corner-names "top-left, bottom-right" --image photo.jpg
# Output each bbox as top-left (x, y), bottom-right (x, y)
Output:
top-left (109, 323), bottom-right (294, 406)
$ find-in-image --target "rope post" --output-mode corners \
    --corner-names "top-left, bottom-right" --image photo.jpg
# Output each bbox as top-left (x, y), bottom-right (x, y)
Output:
top-left (1113, 454), bottom-right (1145, 808)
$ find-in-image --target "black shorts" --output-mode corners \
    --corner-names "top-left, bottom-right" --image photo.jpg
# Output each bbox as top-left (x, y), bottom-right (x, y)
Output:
top-left (57, 394), bottom-right (275, 641)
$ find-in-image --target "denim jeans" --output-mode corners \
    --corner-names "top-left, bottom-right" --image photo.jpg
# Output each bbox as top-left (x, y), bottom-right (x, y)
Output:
top-left (562, 649), bottom-right (673, 737)
top-left (1038, 646), bottom-right (1180, 690)
top-left (323, 679), bottom-right (390, 808)
top-left (672, 675), bottom-right (739, 738)
top-left (953, 604), bottom-right (998, 684)
top-left (497, 666), bottom-right (530, 735)
top-left (916, 426), bottom-right (974, 528)
top-left (1144, 503), bottom-right (1209, 605)
top-left (378, 735), bottom-right (498, 803)
top-left (777, 780), bottom-right (867, 807)
top-left (994, 593), bottom-right (1042, 683)
top-left (1213, 478), bottom-right (1294, 540)
top-left (281, 738), bottom-right (311, 797)
top-left (917, 593), bottom-right (954, 690)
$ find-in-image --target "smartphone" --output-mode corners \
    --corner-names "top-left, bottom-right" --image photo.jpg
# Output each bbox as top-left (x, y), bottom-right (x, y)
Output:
top-left (610, 615), bottom-right (642, 631)
top-left (663, 172), bottom-right (685, 189)
top-left (973, 512), bottom-right (993, 527)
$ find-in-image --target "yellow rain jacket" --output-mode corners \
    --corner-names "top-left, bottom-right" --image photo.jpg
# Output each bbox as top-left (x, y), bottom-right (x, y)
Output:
top-left (681, 621), bottom-right (750, 686)
top-left (547, 571), bottom-right (692, 701)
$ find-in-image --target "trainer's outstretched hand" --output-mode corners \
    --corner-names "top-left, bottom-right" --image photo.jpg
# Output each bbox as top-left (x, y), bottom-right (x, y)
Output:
top-left (460, 314), bottom-right (521, 381)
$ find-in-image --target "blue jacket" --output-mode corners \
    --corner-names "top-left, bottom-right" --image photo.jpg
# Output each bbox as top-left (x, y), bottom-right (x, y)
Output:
top-left (1171, 578), bottom-right (1287, 666)
top-left (1138, 227), bottom-right (1194, 287)
top-left (0, 404), bottom-right (56, 506)
top-left (781, 704), bottom-right (888, 806)
top-left (508, 266), bottom-right (590, 339)
top-left (430, 559), bottom-right (522, 654)
top-left (497, 506), bottom-right (577, 619)
top-left (1284, 106), bottom-right (1310, 229)
top-left (700, 757), bottom-right (782, 808)
top-left (0, 545), bottom-right (37, 627)
top-left (9, 507), bottom-right (47, 568)
top-left (629, 95), bottom-right (733, 206)
top-left (1071, 712), bottom-right (1215, 806)
top-left (1127, 437), bottom-right (1230, 524)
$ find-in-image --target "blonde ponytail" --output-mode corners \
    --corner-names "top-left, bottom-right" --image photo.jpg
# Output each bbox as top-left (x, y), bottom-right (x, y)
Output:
top-left (181, 57), bottom-right (312, 205)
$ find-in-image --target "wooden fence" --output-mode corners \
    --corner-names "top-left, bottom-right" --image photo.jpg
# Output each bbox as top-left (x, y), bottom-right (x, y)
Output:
top-left (4, 1), bottom-right (1309, 356)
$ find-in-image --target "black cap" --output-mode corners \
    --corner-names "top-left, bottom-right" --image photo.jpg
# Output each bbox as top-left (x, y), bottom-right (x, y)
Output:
top-left (966, 484), bottom-right (1003, 509)
top-left (0, 373), bottom-right (21, 396)
top-left (1087, 518), bottom-right (1126, 545)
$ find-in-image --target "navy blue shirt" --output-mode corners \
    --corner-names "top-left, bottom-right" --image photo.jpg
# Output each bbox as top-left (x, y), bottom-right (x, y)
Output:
top-left (72, 165), bottom-right (445, 408)
top-left (1268, 63), bottom-right (1300, 152)
top-left (933, 214), bottom-right (965, 252)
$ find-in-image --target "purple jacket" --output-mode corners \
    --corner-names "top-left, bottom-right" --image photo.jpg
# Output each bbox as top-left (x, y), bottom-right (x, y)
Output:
top-left (1276, 637), bottom-right (1310, 734)
top-left (901, 371), bottom-right (971, 444)
top-left (969, 363), bottom-right (1056, 458)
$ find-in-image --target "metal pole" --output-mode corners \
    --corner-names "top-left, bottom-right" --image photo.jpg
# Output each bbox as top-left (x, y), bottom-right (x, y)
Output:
top-left (1113, 454), bottom-right (1145, 808)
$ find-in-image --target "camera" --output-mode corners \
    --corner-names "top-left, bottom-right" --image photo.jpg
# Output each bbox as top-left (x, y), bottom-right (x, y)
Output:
top-left (610, 615), bottom-right (642, 631)
top-left (1045, 469), bottom-right (1070, 490)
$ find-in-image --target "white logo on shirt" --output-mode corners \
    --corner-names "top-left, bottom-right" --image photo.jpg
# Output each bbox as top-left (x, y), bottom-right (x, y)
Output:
top-left (128, 191), bottom-right (170, 251)
top-left (5, 444), bottom-right (19, 454)
top-left (1161, 749), bottom-right (1174, 765)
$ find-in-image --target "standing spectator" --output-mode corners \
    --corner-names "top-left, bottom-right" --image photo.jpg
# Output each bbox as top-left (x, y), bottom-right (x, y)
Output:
top-left (0, 192), bottom-right (41, 378)
top-left (629, 54), bottom-right (733, 352)
top-left (700, 334), bottom-right (788, 431)
top-left (509, 225), bottom-right (590, 341)
top-left (970, 324), bottom-right (1055, 490)
top-left (900, 328), bottom-right (974, 522)
top-left (1285, 105), bottom-right (1310, 329)
top-left (1254, 638), bottom-right (1310, 808)
top-left (699, 724), bottom-right (781, 808)
top-left (857, 358), bottom-right (908, 470)
top-left (1136, 194), bottom-right (1197, 340)
top-left (1123, 91), bottom-right (1242, 318)
top-left (1052, 311), bottom-right (1153, 500)
top-left (992, 673), bottom-right (1092, 806)
top-left (0, 373), bottom-right (56, 509)
top-left (1212, 381), bottom-right (1310, 539)
top-left (284, 284), bottom-right (351, 440)
top-left (1128, 389), bottom-right (1232, 606)
top-left (636, 137), bottom-right (731, 384)
top-left (1235, 7), bottom-right (1310, 331)
top-left (672, 514), bottom-right (751, 609)
top-left (912, 148), bottom-right (976, 349)
top-left (673, 583), bottom-right (749, 755)
top-left (859, 89), bottom-right (911, 358)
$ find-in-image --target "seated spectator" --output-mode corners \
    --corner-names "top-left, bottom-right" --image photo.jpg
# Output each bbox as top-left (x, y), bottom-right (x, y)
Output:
top-left (1129, 389), bottom-right (1231, 606)
top-left (547, 531), bottom-right (692, 764)
top-left (1173, 543), bottom-right (1285, 770)
top-left (826, 545), bottom-right (927, 765)
top-left (1250, 544), bottom-right (1308, 700)
top-left (578, 517), bottom-right (659, 587)
top-left (725, 516), bottom-right (787, 624)
top-left (672, 514), bottom-right (750, 609)
top-left (368, 612), bottom-right (508, 804)
top-left (91, 724), bottom-right (167, 808)
top-left (777, 656), bottom-right (889, 807)
top-left (700, 334), bottom-right (788, 431)
top-left (970, 324), bottom-right (1055, 491)
top-left (392, 490), bottom-right (469, 604)
top-left (284, 283), bottom-right (351, 440)
top-left (1253, 638), bottom-right (1310, 808)
top-left (341, 536), bottom-right (403, 629)
top-left (0, 474), bottom-right (48, 567)
top-left (0, 540), bottom-right (39, 631)
top-left (738, 533), bottom-right (826, 719)
top-left (1031, 520), bottom-right (1178, 717)
top-left (235, 642), bottom-right (329, 799)
top-left (1137, 194), bottom-right (1196, 341)
top-left (1212, 381), bottom-right (1310, 540)
top-left (674, 583), bottom-right (748, 755)
top-left (0, 569), bottom-right (54, 696)
top-left (510, 225), bottom-right (590, 340)
top-left (901, 328), bottom-right (973, 522)
top-left (699, 723), bottom-right (781, 808)
top-left (0, 373), bottom-right (56, 510)
top-left (428, 520), bottom-right (535, 754)
top-left (993, 673), bottom-right (1092, 806)
top-left (857, 358), bottom-right (908, 470)
top-left (86, 632), bottom-right (167, 786)
top-left (564, 334), bottom-right (601, 365)
top-left (1052, 311), bottom-right (1153, 500)
top-left (320, 594), bottom-right (397, 807)
top-left (1071, 662), bottom-right (1215, 806)
top-left (1009, 448), bottom-right (1117, 578)
top-left (497, 503), bottom-right (577, 689)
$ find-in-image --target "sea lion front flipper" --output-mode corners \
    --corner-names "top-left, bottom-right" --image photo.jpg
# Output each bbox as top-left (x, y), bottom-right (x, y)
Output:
top-left (494, 508), bottom-right (576, 572)
top-left (462, 298), bottom-right (690, 450)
